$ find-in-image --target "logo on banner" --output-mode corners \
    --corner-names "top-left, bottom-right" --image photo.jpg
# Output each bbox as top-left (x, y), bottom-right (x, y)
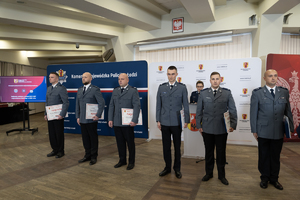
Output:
top-left (241, 62), bottom-right (251, 71)
top-left (188, 114), bottom-right (198, 131)
top-left (240, 88), bottom-right (250, 97)
top-left (177, 77), bottom-right (182, 83)
top-left (14, 79), bottom-right (18, 83)
top-left (220, 76), bottom-right (226, 85)
top-left (221, 77), bottom-right (224, 82)
top-left (57, 69), bottom-right (68, 84)
top-left (239, 114), bottom-right (249, 122)
top-left (196, 64), bottom-right (205, 73)
top-left (14, 89), bottom-right (18, 93)
top-left (158, 66), bottom-right (163, 71)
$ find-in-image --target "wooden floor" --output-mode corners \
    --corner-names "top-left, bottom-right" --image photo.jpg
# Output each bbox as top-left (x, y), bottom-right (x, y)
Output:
top-left (0, 113), bottom-right (300, 200)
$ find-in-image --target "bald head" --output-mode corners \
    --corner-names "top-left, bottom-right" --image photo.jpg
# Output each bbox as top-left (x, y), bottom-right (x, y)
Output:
top-left (82, 72), bottom-right (92, 85)
top-left (118, 73), bottom-right (129, 87)
top-left (264, 69), bottom-right (278, 88)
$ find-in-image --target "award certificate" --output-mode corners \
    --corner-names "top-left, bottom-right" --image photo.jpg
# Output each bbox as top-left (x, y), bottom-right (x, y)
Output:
top-left (121, 108), bottom-right (142, 125)
top-left (46, 104), bottom-right (63, 121)
top-left (86, 103), bottom-right (104, 120)
top-left (224, 111), bottom-right (231, 133)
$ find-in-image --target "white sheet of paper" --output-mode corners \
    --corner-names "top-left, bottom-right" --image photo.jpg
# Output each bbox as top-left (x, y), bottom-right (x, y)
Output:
top-left (121, 108), bottom-right (142, 125)
top-left (46, 104), bottom-right (63, 121)
top-left (224, 111), bottom-right (231, 133)
top-left (86, 103), bottom-right (104, 119)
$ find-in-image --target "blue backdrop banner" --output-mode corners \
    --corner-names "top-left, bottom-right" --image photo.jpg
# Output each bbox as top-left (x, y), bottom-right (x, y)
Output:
top-left (47, 61), bottom-right (148, 138)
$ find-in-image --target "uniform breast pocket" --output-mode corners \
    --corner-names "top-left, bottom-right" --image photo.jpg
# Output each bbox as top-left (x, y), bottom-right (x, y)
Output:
top-left (278, 98), bottom-right (287, 104)
top-left (259, 99), bottom-right (271, 104)
top-left (204, 98), bottom-right (213, 103)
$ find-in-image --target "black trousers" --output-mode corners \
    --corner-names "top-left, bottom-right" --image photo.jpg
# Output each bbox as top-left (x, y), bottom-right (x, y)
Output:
top-left (114, 126), bottom-right (135, 164)
top-left (202, 132), bottom-right (228, 179)
top-left (258, 137), bottom-right (283, 182)
top-left (48, 119), bottom-right (64, 154)
top-left (161, 125), bottom-right (182, 171)
top-left (80, 122), bottom-right (98, 159)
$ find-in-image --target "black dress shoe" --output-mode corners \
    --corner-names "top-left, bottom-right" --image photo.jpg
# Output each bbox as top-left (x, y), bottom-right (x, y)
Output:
top-left (219, 177), bottom-right (229, 185)
top-left (78, 157), bottom-right (91, 163)
top-left (89, 159), bottom-right (97, 165)
top-left (159, 169), bottom-right (171, 176)
top-left (175, 171), bottom-right (182, 179)
top-left (270, 181), bottom-right (283, 190)
top-left (202, 174), bottom-right (213, 181)
top-left (55, 152), bottom-right (65, 158)
top-left (260, 180), bottom-right (268, 189)
top-left (114, 162), bottom-right (127, 168)
top-left (127, 164), bottom-right (134, 170)
top-left (47, 151), bottom-right (57, 157)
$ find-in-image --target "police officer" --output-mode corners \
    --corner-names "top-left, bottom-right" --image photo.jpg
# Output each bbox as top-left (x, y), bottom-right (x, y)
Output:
top-left (108, 73), bottom-right (140, 170)
top-left (44, 72), bottom-right (69, 158)
top-left (156, 66), bottom-right (190, 179)
top-left (190, 80), bottom-right (204, 103)
top-left (76, 72), bottom-right (105, 165)
top-left (196, 71), bottom-right (237, 185)
top-left (250, 69), bottom-right (294, 190)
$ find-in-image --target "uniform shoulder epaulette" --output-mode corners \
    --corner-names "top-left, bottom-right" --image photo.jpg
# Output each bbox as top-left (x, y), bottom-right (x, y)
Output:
top-left (222, 87), bottom-right (230, 91)
top-left (278, 86), bottom-right (288, 90)
top-left (177, 82), bottom-right (185, 86)
top-left (253, 87), bottom-right (262, 91)
top-left (114, 86), bottom-right (120, 89)
top-left (91, 85), bottom-right (100, 89)
top-left (202, 88), bottom-right (209, 91)
top-left (160, 82), bottom-right (168, 86)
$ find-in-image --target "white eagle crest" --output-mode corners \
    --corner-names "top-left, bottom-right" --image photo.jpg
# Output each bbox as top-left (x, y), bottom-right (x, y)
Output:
top-left (174, 20), bottom-right (182, 30)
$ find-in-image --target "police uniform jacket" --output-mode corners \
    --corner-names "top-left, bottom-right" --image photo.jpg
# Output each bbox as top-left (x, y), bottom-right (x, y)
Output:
top-left (76, 85), bottom-right (105, 124)
top-left (108, 85), bottom-right (140, 127)
top-left (156, 81), bottom-right (190, 126)
top-left (45, 82), bottom-right (69, 117)
top-left (250, 86), bottom-right (294, 140)
top-left (196, 87), bottom-right (237, 134)
top-left (190, 91), bottom-right (200, 103)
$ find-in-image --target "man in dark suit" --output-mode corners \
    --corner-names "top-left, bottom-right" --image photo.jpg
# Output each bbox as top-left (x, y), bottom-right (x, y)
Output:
top-left (190, 80), bottom-right (204, 103)
top-left (156, 66), bottom-right (190, 179)
top-left (108, 73), bottom-right (140, 170)
top-left (76, 72), bottom-right (105, 165)
top-left (250, 69), bottom-right (294, 190)
top-left (196, 71), bottom-right (237, 185)
top-left (44, 72), bottom-right (69, 158)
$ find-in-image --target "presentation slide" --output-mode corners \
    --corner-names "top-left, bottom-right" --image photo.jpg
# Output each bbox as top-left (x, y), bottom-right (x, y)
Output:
top-left (0, 76), bottom-right (47, 103)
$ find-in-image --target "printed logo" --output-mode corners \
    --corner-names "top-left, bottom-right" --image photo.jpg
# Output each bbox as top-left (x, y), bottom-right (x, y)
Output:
top-left (177, 77), bottom-right (182, 83)
top-left (56, 69), bottom-right (68, 84)
top-left (188, 114), bottom-right (198, 132)
top-left (241, 62), bottom-right (251, 71)
top-left (158, 66), bottom-right (163, 71)
top-left (199, 64), bottom-right (203, 70)
top-left (22, 89), bottom-right (26, 93)
top-left (221, 77), bottom-right (224, 82)
top-left (243, 88), bottom-right (248, 94)
top-left (14, 89), bottom-right (18, 93)
top-left (14, 79), bottom-right (18, 83)
top-left (243, 62), bottom-right (249, 68)
top-left (242, 114), bottom-right (247, 120)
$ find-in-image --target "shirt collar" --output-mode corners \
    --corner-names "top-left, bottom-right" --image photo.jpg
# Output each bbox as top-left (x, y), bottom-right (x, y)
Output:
top-left (84, 83), bottom-right (91, 89)
top-left (266, 85), bottom-right (276, 93)
top-left (121, 84), bottom-right (128, 89)
top-left (169, 82), bottom-right (176, 86)
top-left (211, 87), bottom-right (219, 91)
top-left (52, 82), bottom-right (58, 88)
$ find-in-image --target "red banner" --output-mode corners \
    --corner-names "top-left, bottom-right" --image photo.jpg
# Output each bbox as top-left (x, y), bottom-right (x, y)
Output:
top-left (267, 54), bottom-right (300, 142)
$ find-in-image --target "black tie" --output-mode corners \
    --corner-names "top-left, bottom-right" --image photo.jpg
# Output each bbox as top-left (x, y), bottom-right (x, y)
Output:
top-left (83, 87), bottom-right (86, 94)
top-left (121, 88), bottom-right (124, 93)
top-left (270, 89), bottom-right (275, 98)
top-left (213, 90), bottom-right (217, 96)
top-left (51, 86), bottom-right (54, 90)
top-left (170, 85), bottom-right (173, 90)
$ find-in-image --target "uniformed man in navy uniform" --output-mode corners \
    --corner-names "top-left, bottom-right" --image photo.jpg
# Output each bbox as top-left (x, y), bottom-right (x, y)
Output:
top-left (250, 69), bottom-right (294, 190)
top-left (156, 66), bottom-right (190, 179)
top-left (190, 80), bottom-right (204, 103)
top-left (196, 71), bottom-right (237, 185)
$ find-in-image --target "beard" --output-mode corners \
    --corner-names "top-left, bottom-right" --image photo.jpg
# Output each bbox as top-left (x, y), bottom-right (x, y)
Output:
top-left (83, 81), bottom-right (90, 85)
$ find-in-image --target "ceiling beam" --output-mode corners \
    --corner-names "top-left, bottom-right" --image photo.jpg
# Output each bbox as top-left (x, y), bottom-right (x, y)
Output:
top-left (0, 24), bottom-right (107, 45)
top-left (26, 51), bottom-right (102, 58)
top-left (51, 0), bottom-right (161, 31)
top-left (260, 0), bottom-right (300, 14)
top-left (180, 0), bottom-right (215, 23)
top-left (213, 0), bottom-right (227, 6)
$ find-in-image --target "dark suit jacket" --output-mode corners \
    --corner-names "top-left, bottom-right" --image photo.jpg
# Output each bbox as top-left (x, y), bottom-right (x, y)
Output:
top-left (45, 82), bottom-right (69, 117)
top-left (190, 91), bottom-right (199, 103)
top-left (76, 84), bottom-right (105, 124)
top-left (108, 85), bottom-right (140, 127)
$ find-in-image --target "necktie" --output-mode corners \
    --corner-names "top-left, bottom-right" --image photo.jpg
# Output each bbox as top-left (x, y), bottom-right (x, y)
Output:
top-left (213, 90), bottom-right (217, 96)
top-left (121, 88), bottom-right (124, 93)
top-left (270, 89), bottom-right (275, 98)
top-left (170, 85), bottom-right (173, 90)
top-left (51, 86), bottom-right (53, 90)
top-left (83, 87), bottom-right (86, 94)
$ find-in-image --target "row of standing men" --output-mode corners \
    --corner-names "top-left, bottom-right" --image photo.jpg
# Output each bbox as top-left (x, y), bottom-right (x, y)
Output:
top-left (45, 67), bottom-right (294, 190)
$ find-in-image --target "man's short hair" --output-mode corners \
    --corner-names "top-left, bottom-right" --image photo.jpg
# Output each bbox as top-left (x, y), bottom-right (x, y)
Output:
top-left (50, 72), bottom-right (59, 77)
top-left (196, 80), bottom-right (204, 86)
top-left (168, 66), bottom-right (177, 72)
top-left (210, 71), bottom-right (220, 77)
